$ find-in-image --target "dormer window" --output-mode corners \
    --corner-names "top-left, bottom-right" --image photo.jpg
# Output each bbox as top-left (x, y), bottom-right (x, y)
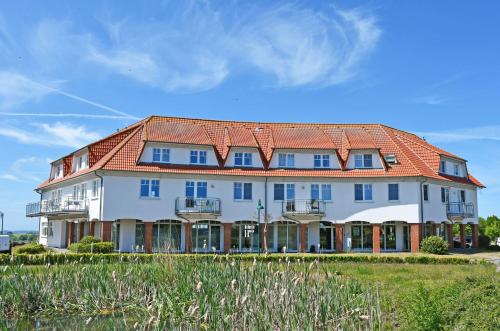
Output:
top-left (190, 150), bottom-right (207, 164)
top-left (235, 152), bottom-right (252, 167)
top-left (354, 154), bottom-right (373, 168)
top-left (53, 164), bottom-right (63, 179)
top-left (278, 153), bottom-right (295, 168)
top-left (453, 164), bottom-right (459, 176)
top-left (75, 154), bottom-right (87, 172)
top-left (440, 160), bottom-right (446, 173)
top-left (153, 148), bottom-right (170, 163)
top-left (314, 155), bottom-right (330, 168)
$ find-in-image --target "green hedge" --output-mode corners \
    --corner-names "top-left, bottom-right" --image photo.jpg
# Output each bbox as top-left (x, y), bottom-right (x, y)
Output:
top-left (68, 242), bottom-right (114, 253)
top-left (421, 236), bottom-right (449, 255)
top-left (12, 243), bottom-right (47, 255)
top-left (0, 253), bottom-right (486, 266)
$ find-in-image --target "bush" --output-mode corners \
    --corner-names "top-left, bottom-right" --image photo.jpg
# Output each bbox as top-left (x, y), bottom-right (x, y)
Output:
top-left (421, 236), bottom-right (449, 255)
top-left (13, 243), bottom-right (47, 255)
top-left (68, 242), bottom-right (114, 253)
top-left (78, 236), bottom-right (101, 244)
top-left (478, 235), bottom-right (491, 248)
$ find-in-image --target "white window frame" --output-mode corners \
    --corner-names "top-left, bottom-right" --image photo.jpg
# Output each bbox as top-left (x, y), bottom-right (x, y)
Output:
top-left (423, 184), bottom-right (429, 202)
top-left (453, 164), bottom-right (459, 176)
top-left (354, 154), bottom-right (373, 169)
top-left (235, 152), bottom-right (253, 167)
top-left (311, 184), bottom-right (332, 201)
top-left (153, 148), bottom-right (170, 163)
top-left (354, 184), bottom-right (373, 202)
top-left (440, 160), bottom-right (447, 173)
top-left (278, 153), bottom-right (295, 168)
top-left (92, 179), bottom-right (99, 198)
top-left (140, 179), bottom-right (161, 199)
top-left (388, 183), bottom-right (399, 202)
top-left (313, 154), bottom-right (330, 168)
top-left (233, 182), bottom-right (253, 201)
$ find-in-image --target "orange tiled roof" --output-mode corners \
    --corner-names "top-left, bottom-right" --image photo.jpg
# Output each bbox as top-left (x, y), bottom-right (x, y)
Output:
top-left (37, 116), bottom-right (485, 189)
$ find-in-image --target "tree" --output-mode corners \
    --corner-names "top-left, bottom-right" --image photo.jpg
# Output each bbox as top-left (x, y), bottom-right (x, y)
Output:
top-left (479, 215), bottom-right (500, 239)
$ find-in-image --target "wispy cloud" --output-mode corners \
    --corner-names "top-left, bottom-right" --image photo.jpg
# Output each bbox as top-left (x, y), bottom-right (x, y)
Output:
top-left (0, 112), bottom-right (133, 120)
top-left (0, 157), bottom-right (50, 183)
top-left (0, 122), bottom-right (101, 148)
top-left (417, 125), bottom-right (500, 143)
top-left (21, 2), bottom-right (381, 92)
top-left (411, 95), bottom-right (448, 106)
top-left (411, 72), bottom-right (468, 106)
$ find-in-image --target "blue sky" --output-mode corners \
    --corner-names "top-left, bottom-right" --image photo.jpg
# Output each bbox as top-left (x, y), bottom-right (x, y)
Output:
top-left (0, 0), bottom-right (499, 230)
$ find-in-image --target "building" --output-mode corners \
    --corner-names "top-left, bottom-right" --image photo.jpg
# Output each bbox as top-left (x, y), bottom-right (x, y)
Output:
top-left (26, 116), bottom-right (484, 253)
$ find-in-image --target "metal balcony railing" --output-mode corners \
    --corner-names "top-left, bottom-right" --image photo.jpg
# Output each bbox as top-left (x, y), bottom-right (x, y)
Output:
top-left (175, 197), bottom-right (221, 215)
top-left (446, 202), bottom-right (474, 218)
top-left (26, 196), bottom-right (89, 217)
top-left (282, 199), bottom-right (326, 215)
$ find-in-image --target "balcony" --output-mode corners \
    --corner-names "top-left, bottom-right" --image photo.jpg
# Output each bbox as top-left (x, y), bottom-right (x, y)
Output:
top-left (26, 197), bottom-right (89, 219)
top-left (175, 197), bottom-right (221, 220)
top-left (446, 202), bottom-right (474, 221)
top-left (282, 199), bottom-right (326, 221)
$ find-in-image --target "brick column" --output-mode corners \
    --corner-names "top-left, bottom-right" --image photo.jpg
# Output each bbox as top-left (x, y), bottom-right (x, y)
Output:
top-left (144, 222), bottom-right (153, 253)
top-left (447, 223), bottom-right (454, 248)
top-left (372, 224), bottom-right (381, 253)
top-left (299, 223), bottom-right (307, 253)
top-left (185, 223), bottom-right (192, 253)
top-left (261, 223), bottom-right (271, 252)
top-left (460, 223), bottom-right (466, 249)
top-left (410, 223), bottom-right (421, 253)
top-left (472, 224), bottom-right (479, 249)
top-left (101, 221), bottom-right (112, 242)
top-left (223, 223), bottom-right (232, 252)
top-left (335, 224), bottom-right (343, 252)
top-left (78, 222), bottom-right (85, 241)
top-left (89, 222), bottom-right (95, 236)
top-left (67, 222), bottom-right (75, 247)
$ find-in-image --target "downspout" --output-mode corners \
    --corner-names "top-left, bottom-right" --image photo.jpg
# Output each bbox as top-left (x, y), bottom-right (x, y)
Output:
top-left (94, 171), bottom-right (104, 222)
top-left (264, 176), bottom-right (268, 252)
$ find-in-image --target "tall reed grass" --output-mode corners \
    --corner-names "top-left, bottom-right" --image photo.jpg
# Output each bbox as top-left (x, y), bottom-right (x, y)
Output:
top-left (0, 255), bottom-right (381, 330)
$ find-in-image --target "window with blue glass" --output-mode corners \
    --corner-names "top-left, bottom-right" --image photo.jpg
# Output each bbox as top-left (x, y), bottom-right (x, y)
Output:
top-left (278, 153), bottom-right (295, 167)
top-left (161, 149), bottom-right (170, 162)
top-left (314, 154), bottom-right (330, 168)
top-left (140, 179), bottom-right (160, 198)
top-left (322, 184), bottom-right (332, 200)
top-left (388, 184), bottom-right (399, 201)
top-left (235, 152), bottom-right (252, 166)
top-left (153, 148), bottom-right (161, 162)
top-left (190, 151), bottom-right (207, 164)
top-left (197, 182), bottom-right (207, 198)
top-left (140, 180), bottom-right (150, 197)
top-left (274, 184), bottom-right (285, 200)
top-left (234, 182), bottom-right (252, 200)
top-left (185, 181), bottom-right (195, 197)
top-left (355, 184), bottom-right (373, 201)
top-left (286, 184), bottom-right (295, 200)
top-left (354, 154), bottom-right (373, 168)
top-left (243, 153), bottom-right (252, 166)
top-left (190, 151), bottom-right (198, 164)
top-left (199, 151), bottom-right (207, 164)
top-left (311, 184), bottom-right (320, 200)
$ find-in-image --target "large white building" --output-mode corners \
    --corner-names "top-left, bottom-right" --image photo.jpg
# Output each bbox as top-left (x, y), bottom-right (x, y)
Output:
top-left (27, 116), bottom-right (484, 253)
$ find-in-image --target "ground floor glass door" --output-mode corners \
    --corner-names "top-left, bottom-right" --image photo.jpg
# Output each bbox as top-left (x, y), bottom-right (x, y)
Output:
top-left (319, 221), bottom-right (335, 251)
top-left (192, 221), bottom-right (221, 252)
top-left (381, 222), bottom-right (396, 250)
top-left (351, 222), bottom-right (372, 251)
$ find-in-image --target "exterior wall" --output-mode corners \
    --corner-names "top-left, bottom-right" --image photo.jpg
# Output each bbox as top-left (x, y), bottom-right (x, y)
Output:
top-left (345, 150), bottom-right (384, 169)
top-left (439, 156), bottom-right (467, 177)
top-left (269, 149), bottom-right (341, 169)
top-left (139, 142), bottom-right (218, 166)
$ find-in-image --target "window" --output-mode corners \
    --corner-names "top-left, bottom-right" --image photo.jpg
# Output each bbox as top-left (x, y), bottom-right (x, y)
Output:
top-left (350, 221), bottom-right (372, 250)
top-left (355, 184), bottom-right (373, 201)
top-left (314, 155), bottom-right (330, 168)
top-left (440, 160), bottom-right (446, 173)
top-left (153, 148), bottom-right (170, 163)
top-left (234, 182), bottom-right (252, 200)
top-left (388, 184), bottom-right (399, 201)
top-left (140, 179), bottom-right (160, 198)
top-left (81, 183), bottom-right (87, 200)
top-left (73, 185), bottom-right (80, 200)
top-left (153, 220), bottom-right (182, 252)
top-left (192, 221), bottom-right (221, 252)
top-left (190, 150), bottom-right (208, 164)
top-left (41, 221), bottom-right (53, 237)
top-left (92, 179), bottom-right (99, 198)
top-left (231, 221), bottom-right (259, 252)
top-left (460, 190), bottom-right (466, 202)
top-left (185, 181), bottom-right (208, 198)
top-left (235, 152), bottom-right (252, 166)
top-left (453, 164), bottom-right (459, 176)
top-left (441, 187), bottom-right (449, 203)
top-left (274, 184), bottom-right (284, 200)
top-left (311, 184), bottom-right (332, 200)
top-left (354, 154), bottom-right (373, 168)
top-left (278, 153), bottom-right (295, 167)
top-left (423, 184), bottom-right (429, 201)
top-left (319, 222), bottom-right (336, 251)
top-left (286, 184), bottom-right (295, 200)
top-left (270, 221), bottom-right (298, 252)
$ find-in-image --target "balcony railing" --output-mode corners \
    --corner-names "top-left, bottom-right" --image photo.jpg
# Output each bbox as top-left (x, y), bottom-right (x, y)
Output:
top-left (26, 196), bottom-right (89, 217)
top-left (175, 197), bottom-right (221, 215)
top-left (446, 202), bottom-right (474, 219)
top-left (282, 199), bottom-right (326, 215)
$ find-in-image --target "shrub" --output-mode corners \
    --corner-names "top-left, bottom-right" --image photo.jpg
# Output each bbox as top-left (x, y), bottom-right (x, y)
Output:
top-left (78, 236), bottom-right (101, 244)
top-left (68, 242), bottom-right (114, 253)
top-left (13, 243), bottom-right (46, 255)
top-left (421, 236), bottom-right (449, 255)
top-left (478, 235), bottom-right (491, 249)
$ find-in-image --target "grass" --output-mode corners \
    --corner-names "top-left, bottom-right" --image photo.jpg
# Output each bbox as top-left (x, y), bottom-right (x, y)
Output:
top-left (0, 256), bottom-right (498, 330)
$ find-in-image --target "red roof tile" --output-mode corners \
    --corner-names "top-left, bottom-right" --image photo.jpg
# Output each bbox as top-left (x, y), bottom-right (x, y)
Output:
top-left (37, 116), bottom-right (484, 189)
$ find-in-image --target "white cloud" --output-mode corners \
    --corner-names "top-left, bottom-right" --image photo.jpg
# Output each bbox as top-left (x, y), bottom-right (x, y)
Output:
top-left (0, 122), bottom-right (101, 148)
top-left (418, 126), bottom-right (500, 143)
top-left (0, 71), bottom-right (54, 109)
top-left (0, 157), bottom-right (48, 183)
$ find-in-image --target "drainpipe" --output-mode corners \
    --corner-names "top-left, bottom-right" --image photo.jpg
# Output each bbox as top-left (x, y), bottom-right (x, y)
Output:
top-left (94, 171), bottom-right (104, 222)
top-left (264, 176), bottom-right (268, 252)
